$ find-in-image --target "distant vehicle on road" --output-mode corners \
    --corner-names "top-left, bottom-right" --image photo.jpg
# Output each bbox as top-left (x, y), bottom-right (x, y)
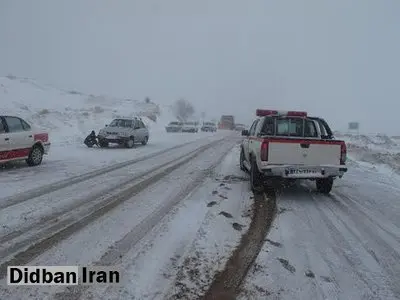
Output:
top-left (0, 115), bottom-right (51, 166)
top-left (234, 123), bottom-right (246, 131)
top-left (165, 121), bottom-right (183, 132)
top-left (201, 121), bottom-right (217, 132)
top-left (240, 109), bottom-right (347, 194)
top-left (97, 117), bottom-right (149, 148)
top-left (181, 121), bottom-right (199, 133)
top-left (218, 115), bottom-right (235, 130)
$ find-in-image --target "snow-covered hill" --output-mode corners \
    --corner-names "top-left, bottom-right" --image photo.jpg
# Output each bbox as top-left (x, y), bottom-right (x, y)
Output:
top-left (1, 75), bottom-right (175, 144)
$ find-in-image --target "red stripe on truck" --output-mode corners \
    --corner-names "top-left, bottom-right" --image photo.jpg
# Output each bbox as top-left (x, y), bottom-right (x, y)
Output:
top-left (249, 137), bottom-right (345, 145)
top-left (0, 148), bottom-right (31, 160)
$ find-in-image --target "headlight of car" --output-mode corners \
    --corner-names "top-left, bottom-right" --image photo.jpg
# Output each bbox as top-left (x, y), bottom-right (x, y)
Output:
top-left (98, 129), bottom-right (105, 136)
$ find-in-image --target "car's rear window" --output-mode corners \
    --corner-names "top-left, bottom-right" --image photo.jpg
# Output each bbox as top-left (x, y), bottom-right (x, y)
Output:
top-left (261, 117), bottom-right (318, 137)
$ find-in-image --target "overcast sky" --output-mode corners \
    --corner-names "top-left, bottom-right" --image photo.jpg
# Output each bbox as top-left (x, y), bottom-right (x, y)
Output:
top-left (1, 0), bottom-right (399, 133)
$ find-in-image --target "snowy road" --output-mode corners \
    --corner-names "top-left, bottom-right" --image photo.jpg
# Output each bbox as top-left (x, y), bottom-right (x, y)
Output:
top-left (0, 134), bottom-right (254, 300)
top-left (240, 160), bottom-right (400, 300)
top-left (0, 131), bottom-right (232, 198)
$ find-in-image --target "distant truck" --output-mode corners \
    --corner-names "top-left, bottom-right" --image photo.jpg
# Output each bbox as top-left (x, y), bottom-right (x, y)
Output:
top-left (218, 115), bottom-right (235, 130)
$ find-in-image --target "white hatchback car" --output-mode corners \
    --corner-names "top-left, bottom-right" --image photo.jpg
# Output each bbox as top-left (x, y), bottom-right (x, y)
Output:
top-left (0, 115), bottom-right (51, 166)
top-left (97, 117), bottom-right (149, 148)
top-left (181, 121), bottom-right (199, 133)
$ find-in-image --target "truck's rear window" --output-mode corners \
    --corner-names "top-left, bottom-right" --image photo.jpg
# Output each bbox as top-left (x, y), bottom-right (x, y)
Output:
top-left (261, 117), bottom-right (318, 137)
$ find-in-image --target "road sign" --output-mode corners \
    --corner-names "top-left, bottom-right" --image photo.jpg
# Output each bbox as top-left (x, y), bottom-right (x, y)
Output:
top-left (348, 122), bottom-right (359, 130)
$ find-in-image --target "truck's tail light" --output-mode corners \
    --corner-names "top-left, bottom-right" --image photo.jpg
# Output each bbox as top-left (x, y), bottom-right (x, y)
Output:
top-left (340, 142), bottom-right (347, 165)
top-left (261, 141), bottom-right (269, 161)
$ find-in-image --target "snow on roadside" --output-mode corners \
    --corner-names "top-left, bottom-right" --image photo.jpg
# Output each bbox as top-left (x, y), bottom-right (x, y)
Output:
top-left (0, 139), bottom-right (239, 300)
top-left (73, 144), bottom-right (252, 300)
top-left (0, 75), bottom-right (240, 197)
top-left (163, 145), bottom-right (252, 299)
top-left (335, 132), bottom-right (400, 175)
top-left (1, 76), bottom-right (163, 144)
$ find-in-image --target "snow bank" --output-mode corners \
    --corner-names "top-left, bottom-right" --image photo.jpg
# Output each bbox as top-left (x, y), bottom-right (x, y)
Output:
top-left (1, 76), bottom-right (174, 144)
top-left (336, 132), bottom-right (400, 174)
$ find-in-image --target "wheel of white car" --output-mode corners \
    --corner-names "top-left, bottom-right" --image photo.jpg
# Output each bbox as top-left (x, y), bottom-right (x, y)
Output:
top-left (26, 145), bottom-right (43, 166)
top-left (126, 137), bottom-right (134, 148)
top-left (141, 136), bottom-right (148, 145)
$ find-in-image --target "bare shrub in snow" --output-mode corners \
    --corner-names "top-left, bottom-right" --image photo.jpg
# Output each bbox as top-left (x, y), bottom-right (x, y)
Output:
top-left (68, 90), bottom-right (81, 95)
top-left (38, 108), bottom-right (50, 115)
top-left (172, 98), bottom-right (195, 121)
top-left (93, 106), bottom-right (104, 113)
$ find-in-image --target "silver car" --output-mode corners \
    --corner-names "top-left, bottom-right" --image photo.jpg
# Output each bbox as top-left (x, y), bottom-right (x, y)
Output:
top-left (97, 117), bottom-right (149, 148)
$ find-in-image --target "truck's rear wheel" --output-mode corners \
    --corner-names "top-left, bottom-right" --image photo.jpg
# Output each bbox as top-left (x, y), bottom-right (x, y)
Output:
top-left (250, 159), bottom-right (264, 194)
top-left (316, 178), bottom-right (333, 194)
top-left (239, 149), bottom-right (246, 172)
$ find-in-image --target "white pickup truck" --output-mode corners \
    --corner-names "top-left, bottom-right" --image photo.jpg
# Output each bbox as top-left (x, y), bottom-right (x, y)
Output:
top-left (240, 109), bottom-right (347, 194)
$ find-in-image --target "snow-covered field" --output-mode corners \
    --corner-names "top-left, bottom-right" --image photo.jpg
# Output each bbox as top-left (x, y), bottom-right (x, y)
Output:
top-left (0, 75), bottom-right (234, 197)
top-left (0, 76), bottom-right (254, 299)
top-left (1, 76), bottom-right (400, 299)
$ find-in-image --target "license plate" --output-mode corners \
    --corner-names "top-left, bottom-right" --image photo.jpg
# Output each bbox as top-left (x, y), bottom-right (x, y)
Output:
top-left (287, 169), bottom-right (317, 174)
top-left (107, 135), bottom-right (117, 139)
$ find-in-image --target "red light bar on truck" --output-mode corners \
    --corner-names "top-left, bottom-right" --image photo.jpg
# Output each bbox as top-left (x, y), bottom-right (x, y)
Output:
top-left (256, 109), bottom-right (307, 117)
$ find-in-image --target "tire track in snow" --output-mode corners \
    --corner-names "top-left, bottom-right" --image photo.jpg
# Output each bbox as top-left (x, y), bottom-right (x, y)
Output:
top-left (0, 141), bottom-right (219, 257)
top-left (240, 182), bottom-right (398, 300)
top-left (203, 189), bottom-right (277, 299)
top-left (0, 138), bottom-right (229, 280)
top-left (313, 190), bottom-right (400, 298)
top-left (0, 138), bottom-right (204, 209)
top-left (49, 140), bottom-right (239, 300)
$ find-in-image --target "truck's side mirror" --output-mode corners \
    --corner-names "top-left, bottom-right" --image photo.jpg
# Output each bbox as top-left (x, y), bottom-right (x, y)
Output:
top-left (242, 129), bottom-right (249, 136)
